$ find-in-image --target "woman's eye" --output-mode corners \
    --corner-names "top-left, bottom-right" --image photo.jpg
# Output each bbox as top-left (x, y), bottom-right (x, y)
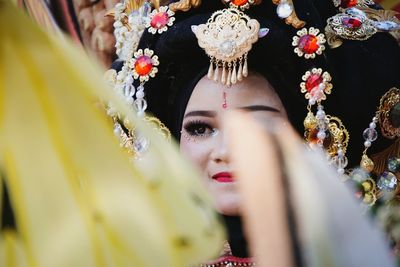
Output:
top-left (183, 121), bottom-right (216, 138)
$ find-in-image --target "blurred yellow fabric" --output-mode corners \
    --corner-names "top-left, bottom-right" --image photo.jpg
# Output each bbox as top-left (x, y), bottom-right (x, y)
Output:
top-left (0, 1), bottom-right (224, 266)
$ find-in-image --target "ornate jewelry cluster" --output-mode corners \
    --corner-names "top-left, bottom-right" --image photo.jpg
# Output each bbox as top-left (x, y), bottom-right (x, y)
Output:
top-left (346, 88), bottom-right (400, 206)
top-left (192, 8), bottom-right (260, 86)
top-left (106, 1), bottom-right (400, 208)
top-left (105, 1), bottom-right (174, 158)
top-left (325, 6), bottom-right (400, 48)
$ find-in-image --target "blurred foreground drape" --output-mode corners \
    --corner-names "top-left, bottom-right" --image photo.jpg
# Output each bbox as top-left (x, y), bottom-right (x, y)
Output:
top-left (0, 1), bottom-right (224, 266)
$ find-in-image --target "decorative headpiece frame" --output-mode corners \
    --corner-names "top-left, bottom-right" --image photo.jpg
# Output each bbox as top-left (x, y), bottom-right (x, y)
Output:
top-left (192, 8), bottom-right (260, 86)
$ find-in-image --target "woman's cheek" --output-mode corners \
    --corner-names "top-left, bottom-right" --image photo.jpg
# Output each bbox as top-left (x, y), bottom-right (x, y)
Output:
top-left (180, 139), bottom-right (212, 174)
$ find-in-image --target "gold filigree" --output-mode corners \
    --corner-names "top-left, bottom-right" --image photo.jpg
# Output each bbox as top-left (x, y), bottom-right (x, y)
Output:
top-left (304, 115), bottom-right (349, 157)
top-left (327, 115), bottom-right (350, 156)
top-left (113, 115), bottom-right (171, 159)
top-left (272, 0), bottom-right (306, 29)
top-left (144, 116), bottom-right (172, 140)
top-left (169, 0), bottom-right (202, 12)
top-left (378, 87), bottom-right (400, 139)
top-left (192, 8), bottom-right (260, 86)
top-left (325, 9), bottom-right (377, 47)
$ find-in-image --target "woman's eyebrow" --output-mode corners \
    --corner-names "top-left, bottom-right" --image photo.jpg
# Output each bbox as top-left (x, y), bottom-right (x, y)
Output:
top-left (184, 110), bottom-right (217, 118)
top-left (240, 105), bottom-right (280, 113)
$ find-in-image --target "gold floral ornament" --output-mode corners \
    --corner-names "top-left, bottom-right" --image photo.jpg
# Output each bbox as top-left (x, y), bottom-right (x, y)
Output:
top-left (377, 87), bottom-right (400, 139)
top-left (300, 68), bottom-right (333, 105)
top-left (130, 48), bottom-right (159, 83)
top-left (192, 8), bottom-right (260, 86)
top-left (146, 5), bottom-right (175, 34)
top-left (325, 7), bottom-right (400, 49)
top-left (292, 27), bottom-right (326, 59)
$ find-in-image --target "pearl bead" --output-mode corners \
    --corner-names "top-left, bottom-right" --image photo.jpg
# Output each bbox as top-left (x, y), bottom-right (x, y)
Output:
top-left (316, 110), bottom-right (325, 120)
top-left (276, 2), bottom-right (293, 19)
top-left (317, 131), bottom-right (326, 140)
top-left (364, 140), bottom-right (371, 147)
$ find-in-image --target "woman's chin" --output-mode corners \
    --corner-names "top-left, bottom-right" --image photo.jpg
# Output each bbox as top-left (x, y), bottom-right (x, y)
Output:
top-left (215, 195), bottom-right (241, 216)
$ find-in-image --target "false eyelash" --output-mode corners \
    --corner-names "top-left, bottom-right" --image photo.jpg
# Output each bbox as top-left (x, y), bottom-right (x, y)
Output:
top-left (182, 120), bottom-right (216, 139)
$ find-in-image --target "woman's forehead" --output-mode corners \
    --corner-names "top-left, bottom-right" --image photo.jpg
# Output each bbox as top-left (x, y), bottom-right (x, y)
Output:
top-left (185, 73), bottom-right (283, 111)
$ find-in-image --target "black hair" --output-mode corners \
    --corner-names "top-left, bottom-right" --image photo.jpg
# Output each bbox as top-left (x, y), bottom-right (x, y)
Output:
top-left (128, 0), bottom-right (400, 167)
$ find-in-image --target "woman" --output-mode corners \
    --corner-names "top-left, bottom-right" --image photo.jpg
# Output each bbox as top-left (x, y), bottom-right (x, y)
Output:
top-left (108, 0), bottom-right (400, 265)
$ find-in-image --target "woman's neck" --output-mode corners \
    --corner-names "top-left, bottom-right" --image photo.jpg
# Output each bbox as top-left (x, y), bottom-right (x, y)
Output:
top-left (222, 215), bottom-right (249, 258)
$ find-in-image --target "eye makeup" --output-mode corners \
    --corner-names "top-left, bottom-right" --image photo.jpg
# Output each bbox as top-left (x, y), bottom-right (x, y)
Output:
top-left (181, 119), bottom-right (219, 142)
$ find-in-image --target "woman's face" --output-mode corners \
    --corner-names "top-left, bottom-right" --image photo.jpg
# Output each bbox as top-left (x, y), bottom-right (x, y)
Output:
top-left (180, 72), bottom-right (288, 216)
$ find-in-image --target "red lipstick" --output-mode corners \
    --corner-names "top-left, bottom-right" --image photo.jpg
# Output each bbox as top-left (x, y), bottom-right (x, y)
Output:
top-left (212, 172), bottom-right (234, 183)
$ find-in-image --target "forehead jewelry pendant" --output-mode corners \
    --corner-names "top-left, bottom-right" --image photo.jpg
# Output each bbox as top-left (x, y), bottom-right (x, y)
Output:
top-left (192, 8), bottom-right (261, 86)
top-left (222, 91), bottom-right (228, 109)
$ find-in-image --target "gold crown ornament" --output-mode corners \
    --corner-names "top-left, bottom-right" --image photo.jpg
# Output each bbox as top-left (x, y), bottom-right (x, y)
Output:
top-left (192, 8), bottom-right (261, 86)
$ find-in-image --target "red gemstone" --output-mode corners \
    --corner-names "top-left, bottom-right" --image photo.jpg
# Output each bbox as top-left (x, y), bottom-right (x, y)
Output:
top-left (340, 0), bottom-right (358, 8)
top-left (298, 34), bottom-right (319, 54)
top-left (150, 12), bottom-right (169, 29)
top-left (232, 0), bottom-right (249, 6)
top-left (342, 17), bottom-right (362, 30)
top-left (305, 73), bottom-right (323, 92)
top-left (134, 56), bottom-right (153, 76)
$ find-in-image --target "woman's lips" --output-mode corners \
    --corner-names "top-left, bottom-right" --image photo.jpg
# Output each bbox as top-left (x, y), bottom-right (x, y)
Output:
top-left (212, 172), bottom-right (234, 183)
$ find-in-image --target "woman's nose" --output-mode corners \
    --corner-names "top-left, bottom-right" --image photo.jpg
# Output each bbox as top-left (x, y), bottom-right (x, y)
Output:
top-left (210, 132), bottom-right (229, 164)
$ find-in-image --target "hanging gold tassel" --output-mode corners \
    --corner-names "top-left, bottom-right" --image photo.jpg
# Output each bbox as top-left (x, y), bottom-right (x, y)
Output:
top-left (213, 65), bottom-right (220, 82)
top-left (371, 138), bottom-right (400, 175)
top-left (207, 60), bottom-right (214, 79)
top-left (243, 56), bottom-right (248, 78)
top-left (221, 63), bottom-right (227, 85)
top-left (231, 62), bottom-right (237, 85)
top-left (237, 59), bottom-right (243, 82)
top-left (226, 67), bottom-right (232, 87)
